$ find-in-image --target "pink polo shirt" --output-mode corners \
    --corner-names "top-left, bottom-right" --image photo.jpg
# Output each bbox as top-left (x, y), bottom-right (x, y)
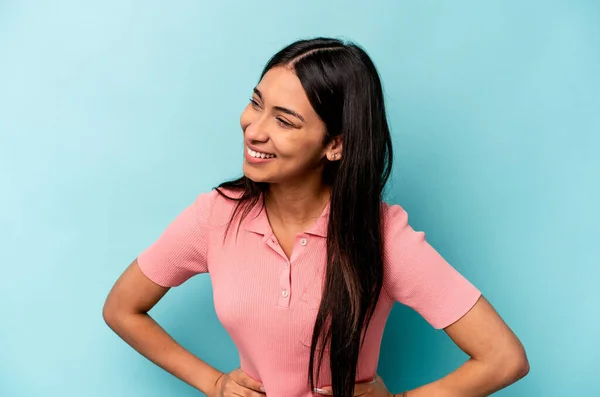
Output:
top-left (137, 188), bottom-right (481, 396)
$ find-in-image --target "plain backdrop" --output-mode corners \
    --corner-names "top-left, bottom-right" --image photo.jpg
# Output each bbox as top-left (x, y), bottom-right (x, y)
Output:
top-left (1, 1), bottom-right (598, 396)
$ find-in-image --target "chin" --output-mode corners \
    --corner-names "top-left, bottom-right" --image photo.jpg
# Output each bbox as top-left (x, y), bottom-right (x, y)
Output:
top-left (242, 167), bottom-right (270, 184)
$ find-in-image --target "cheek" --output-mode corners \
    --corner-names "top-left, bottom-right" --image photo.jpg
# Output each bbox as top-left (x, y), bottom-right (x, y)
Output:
top-left (279, 138), bottom-right (324, 164)
top-left (295, 133), bottom-right (326, 155)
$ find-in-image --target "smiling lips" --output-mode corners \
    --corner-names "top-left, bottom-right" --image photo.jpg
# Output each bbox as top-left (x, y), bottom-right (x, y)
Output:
top-left (246, 146), bottom-right (276, 162)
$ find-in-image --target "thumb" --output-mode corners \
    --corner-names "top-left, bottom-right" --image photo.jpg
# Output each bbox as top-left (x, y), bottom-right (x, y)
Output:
top-left (233, 369), bottom-right (266, 393)
top-left (314, 379), bottom-right (377, 396)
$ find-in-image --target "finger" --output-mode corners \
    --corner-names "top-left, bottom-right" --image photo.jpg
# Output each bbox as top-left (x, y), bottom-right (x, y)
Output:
top-left (313, 386), bottom-right (333, 395)
top-left (230, 384), bottom-right (265, 397)
top-left (314, 379), bottom-right (377, 396)
top-left (232, 370), bottom-right (266, 394)
top-left (353, 378), bottom-right (377, 396)
top-left (233, 388), bottom-right (265, 397)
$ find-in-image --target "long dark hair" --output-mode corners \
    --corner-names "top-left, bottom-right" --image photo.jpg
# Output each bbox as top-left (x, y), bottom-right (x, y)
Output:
top-left (216, 37), bottom-right (393, 397)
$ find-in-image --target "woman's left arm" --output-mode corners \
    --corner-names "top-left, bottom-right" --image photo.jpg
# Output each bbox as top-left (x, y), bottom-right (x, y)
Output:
top-left (398, 295), bottom-right (530, 397)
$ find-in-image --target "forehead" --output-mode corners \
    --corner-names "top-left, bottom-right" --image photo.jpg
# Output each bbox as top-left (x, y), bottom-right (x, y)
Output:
top-left (257, 67), bottom-right (312, 111)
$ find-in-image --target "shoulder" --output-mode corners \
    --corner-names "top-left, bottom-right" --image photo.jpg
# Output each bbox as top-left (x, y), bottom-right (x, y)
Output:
top-left (381, 201), bottom-right (406, 221)
top-left (183, 187), bottom-right (233, 221)
top-left (380, 200), bottom-right (427, 249)
top-left (380, 200), bottom-right (410, 231)
top-left (196, 187), bottom-right (248, 227)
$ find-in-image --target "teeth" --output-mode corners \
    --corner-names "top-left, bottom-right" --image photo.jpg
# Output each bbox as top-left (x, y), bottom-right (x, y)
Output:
top-left (247, 147), bottom-right (275, 159)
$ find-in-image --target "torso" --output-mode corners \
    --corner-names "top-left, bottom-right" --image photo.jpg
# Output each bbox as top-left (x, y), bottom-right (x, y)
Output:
top-left (206, 189), bottom-right (394, 396)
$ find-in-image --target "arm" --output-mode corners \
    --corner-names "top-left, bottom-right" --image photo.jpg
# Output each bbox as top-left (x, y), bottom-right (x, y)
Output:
top-left (102, 258), bottom-right (223, 397)
top-left (397, 295), bottom-right (529, 397)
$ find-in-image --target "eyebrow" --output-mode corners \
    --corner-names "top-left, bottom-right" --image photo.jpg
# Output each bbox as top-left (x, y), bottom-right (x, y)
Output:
top-left (253, 88), bottom-right (306, 123)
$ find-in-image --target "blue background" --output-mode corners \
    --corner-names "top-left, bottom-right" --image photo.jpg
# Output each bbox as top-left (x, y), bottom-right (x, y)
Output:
top-left (1, 1), bottom-right (598, 396)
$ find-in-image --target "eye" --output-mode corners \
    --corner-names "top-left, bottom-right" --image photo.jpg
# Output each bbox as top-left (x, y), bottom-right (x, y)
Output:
top-left (276, 117), bottom-right (294, 128)
top-left (249, 98), bottom-right (261, 109)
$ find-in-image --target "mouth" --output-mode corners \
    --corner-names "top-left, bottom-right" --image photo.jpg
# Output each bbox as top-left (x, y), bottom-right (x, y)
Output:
top-left (246, 146), bottom-right (276, 159)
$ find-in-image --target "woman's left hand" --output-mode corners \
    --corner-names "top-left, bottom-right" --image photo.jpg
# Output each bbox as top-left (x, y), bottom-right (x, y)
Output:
top-left (314, 374), bottom-right (393, 396)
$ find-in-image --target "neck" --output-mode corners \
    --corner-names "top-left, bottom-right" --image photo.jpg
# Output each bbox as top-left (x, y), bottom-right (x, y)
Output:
top-left (265, 179), bottom-right (330, 228)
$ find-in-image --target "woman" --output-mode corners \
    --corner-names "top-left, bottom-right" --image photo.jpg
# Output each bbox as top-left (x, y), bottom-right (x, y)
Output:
top-left (103, 37), bottom-right (529, 397)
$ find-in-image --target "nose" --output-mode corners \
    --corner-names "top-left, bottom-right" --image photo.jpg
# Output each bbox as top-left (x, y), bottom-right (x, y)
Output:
top-left (244, 115), bottom-right (269, 142)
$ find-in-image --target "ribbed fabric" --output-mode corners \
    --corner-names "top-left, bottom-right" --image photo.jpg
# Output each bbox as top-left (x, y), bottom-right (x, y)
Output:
top-left (137, 188), bottom-right (481, 397)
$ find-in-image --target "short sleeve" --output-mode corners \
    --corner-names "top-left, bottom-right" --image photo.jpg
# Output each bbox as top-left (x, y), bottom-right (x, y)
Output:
top-left (382, 203), bottom-right (482, 329)
top-left (137, 190), bottom-right (216, 287)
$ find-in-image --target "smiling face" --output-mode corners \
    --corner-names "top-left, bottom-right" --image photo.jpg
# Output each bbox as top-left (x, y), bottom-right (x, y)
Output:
top-left (240, 66), bottom-right (339, 186)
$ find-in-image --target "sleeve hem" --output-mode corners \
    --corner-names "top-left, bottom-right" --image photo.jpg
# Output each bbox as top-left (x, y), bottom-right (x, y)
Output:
top-left (433, 290), bottom-right (482, 330)
top-left (136, 255), bottom-right (178, 288)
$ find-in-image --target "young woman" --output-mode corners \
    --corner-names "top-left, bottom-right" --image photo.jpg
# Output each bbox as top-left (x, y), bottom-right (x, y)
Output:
top-left (103, 37), bottom-right (529, 397)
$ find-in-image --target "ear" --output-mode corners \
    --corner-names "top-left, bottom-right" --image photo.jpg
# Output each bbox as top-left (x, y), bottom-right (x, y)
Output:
top-left (324, 135), bottom-right (343, 161)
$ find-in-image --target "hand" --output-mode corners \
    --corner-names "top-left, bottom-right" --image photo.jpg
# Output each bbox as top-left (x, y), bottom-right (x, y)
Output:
top-left (211, 368), bottom-right (266, 397)
top-left (314, 374), bottom-right (393, 397)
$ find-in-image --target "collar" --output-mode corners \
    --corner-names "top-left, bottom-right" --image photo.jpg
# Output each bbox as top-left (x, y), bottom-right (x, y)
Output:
top-left (244, 195), bottom-right (329, 239)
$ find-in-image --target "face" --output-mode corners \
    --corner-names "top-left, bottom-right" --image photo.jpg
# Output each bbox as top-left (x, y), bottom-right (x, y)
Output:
top-left (240, 66), bottom-right (338, 185)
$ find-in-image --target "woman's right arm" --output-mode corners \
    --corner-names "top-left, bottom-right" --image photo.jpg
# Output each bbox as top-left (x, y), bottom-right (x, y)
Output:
top-left (102, 258), bottom-right (223, 397)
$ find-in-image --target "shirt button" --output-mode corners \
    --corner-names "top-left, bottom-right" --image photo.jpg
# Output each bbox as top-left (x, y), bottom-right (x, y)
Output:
top-left (300, 238), bottom-right (307, 246)
top-left (282, 290), bottom-right (289, 298)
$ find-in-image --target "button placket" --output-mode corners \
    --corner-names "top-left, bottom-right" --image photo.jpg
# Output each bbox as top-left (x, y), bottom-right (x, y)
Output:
top-left (266, 234), bottom-right (288, 264)
top-left (277, 256), bottom-right (292, 308)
